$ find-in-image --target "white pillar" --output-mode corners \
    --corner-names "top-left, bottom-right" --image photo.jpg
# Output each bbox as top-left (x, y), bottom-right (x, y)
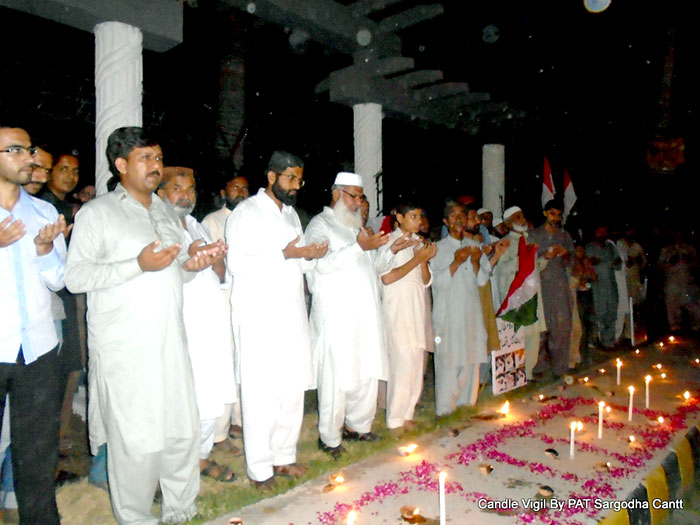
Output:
top-left (353, 103), bottom-right (383, 218)
top-left (94, 22), bottom-right (143, 196)
top-left (482, 144), bottom-right (505, 217)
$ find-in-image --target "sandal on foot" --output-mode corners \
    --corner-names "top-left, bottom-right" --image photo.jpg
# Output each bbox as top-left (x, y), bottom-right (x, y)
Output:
top-left (200, 460), bottom-right (237, 482)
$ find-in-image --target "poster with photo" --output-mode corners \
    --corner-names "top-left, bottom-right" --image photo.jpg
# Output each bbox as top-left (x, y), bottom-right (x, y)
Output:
top-left (492, 319), bottom-right (527, 395)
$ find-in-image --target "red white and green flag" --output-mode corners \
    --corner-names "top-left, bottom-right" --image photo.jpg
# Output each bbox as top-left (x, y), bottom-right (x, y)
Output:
top-left (541, 156), bottom-right (555, 208)
top-left (496, 236), bottom-right (540, 330)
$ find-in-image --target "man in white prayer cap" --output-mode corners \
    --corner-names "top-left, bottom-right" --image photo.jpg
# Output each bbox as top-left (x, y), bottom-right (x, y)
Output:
top-left (492, 206), bottom-right (547, 379)
top-left (226, 151), bottom-right (328, 489)
top-left (306, 172), bottom-right (412, 458)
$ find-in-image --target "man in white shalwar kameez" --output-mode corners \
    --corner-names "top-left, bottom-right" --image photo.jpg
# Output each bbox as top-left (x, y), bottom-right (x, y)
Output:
top-left (158, 167), bottom-right (237, 482)
top-left (65, 127), bottom-right (222, 524)
top-left (306, 172), bottom-right (405, 457)
top-left (226, 151), bottom-right (328, 487)
top-left (202, 175), bottom-right (249, 443)
top-left (431, 202), bottom-right (491, 415)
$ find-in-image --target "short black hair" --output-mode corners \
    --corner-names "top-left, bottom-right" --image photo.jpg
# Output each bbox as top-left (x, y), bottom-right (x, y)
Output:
top-left (443, 200), bottom-right (464, 220)
top-left (106, 127), bottom-right (160, 191)
top-left (106, 127), bottom-right (159, 177)
top-left (266, 150), bottom-right (303, 174)
top-left (543, 198), bottom-right (564, 212)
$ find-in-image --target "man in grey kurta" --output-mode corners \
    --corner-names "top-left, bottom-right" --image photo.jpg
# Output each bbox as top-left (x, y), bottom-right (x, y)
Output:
top-left (530, 200), bottom-right (575, 377)
top-left (586, 225), bottom-right (620, 347)
top-left (65, 127), bottom-right (221, 524)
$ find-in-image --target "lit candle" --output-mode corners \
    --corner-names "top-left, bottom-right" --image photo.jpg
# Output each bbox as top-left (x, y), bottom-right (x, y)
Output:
top-left (347, 509), bottom-right (357, 525)
top-left (628, 386), bottom-right (635, 421)
top-left (645, 375), bottom-right (652, 409)
top-left (598, 401), bottom-right (605, 439)
top-left (606, 405), bottom-right (611, 414)
top-left (656, 363), bottom-right (663, 370)
top-left (684, 391), bottom-right (691, 401)
top-left (438, 471), bottom-right (447, 525)
top-left (569, 421), bottom-right (576, 459)
top-left (599, 368), bottom-right (606, 374)
top-left (398, 444), bottom-right (418, 456)
top-left (669, 336), bottom-right (675, 342)
top-left (660, 342), bottom-right (664, 348)
top-left (500, 401), bottom-right (510, 416)
top-left (635, 349), bottom-right (640, 355)
top-left (329, 473), bottom-right (345, 486)
top-left (616, 359), bottom-right (622, 386)
top-left (658, 416), bottom-right (665, 424)
top-left (583, 376), bottom-right (589, 384)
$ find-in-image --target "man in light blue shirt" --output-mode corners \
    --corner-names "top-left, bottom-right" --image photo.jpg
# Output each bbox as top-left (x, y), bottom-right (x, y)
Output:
top-left (0, 123), bottom-right (67, 524)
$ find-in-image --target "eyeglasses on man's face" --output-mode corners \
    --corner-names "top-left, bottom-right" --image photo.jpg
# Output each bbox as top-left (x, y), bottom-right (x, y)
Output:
top-left (341, 189), bottom-right (363, 202)
top-left (1, 145), bottom-right (37, 156)
top-left (278, 172), bottom-right (305, 187)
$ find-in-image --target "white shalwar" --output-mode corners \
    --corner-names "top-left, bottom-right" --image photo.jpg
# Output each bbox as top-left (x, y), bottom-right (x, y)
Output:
top-left (182, 216), bottom-right (237, 458)
top-left (380, 229), bottom-right (432, 429)
top-left (431, 235), bottom-right (490, 416)
top-left (226, 189), bottom-right (313, 481)
top-left (202, 206), bottom-right (242, 437)
top-left (306, 207), bottom-right (392, 447)
top-left (608, 240), bottom-right (629, 341)
top-left (65, 184), bottom-right (199, 524)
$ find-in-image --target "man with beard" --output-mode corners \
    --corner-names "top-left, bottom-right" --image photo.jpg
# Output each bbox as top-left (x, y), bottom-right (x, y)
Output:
top-left (202, 175), bottom-right (249, 243)
top-left (431, 204), bottom-right (495, 414)
top-left (306, 172), bottom-right (410, 458)
top-left (1, 124), bottom-right (68, 525)
top-left (202, 174), bottom-right (249, 444)
top-left (65, 127), bottom-right (221, 523)
top-left (493, 206), bottom-right (547, 379)
top-left (529, 200), bottom-right (575, 377)
top-left (22, 146), bottom-right (53, 196)
top-left (226, 151), bottom-right (328, 488)
top-left (157, 166), bottom-right (237, 483)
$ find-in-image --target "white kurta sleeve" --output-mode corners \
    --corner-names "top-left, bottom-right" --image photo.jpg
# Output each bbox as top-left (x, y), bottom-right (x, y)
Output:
top-left (305, 219), bottom-right (364, 274)
top-left (65, 205), bottom-right (143, 293)
top-left (476, 253), bottom-right (491, 287)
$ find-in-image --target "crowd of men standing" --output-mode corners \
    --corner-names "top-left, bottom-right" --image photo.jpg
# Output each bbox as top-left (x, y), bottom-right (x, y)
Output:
top-left (2, 121), bottom-right (700, 524)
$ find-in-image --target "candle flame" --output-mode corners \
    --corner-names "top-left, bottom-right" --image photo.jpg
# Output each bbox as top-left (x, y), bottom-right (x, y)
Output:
top-left (629, 435), bottom-right (636, 443)
top-left (539, 394), bottom-right (544, 400)
top-left (661, 372), bottom-right (667, 379)
top-left (658, 416), bottom-right (665, 424)
top-left (570, 421), bottom-right (577, 430)
top-left (599, 368), bottom-right (606, 374)
top-left (500, 401), bottom-right (510, 415)
top-left (576, 421), bottom-right (583, 431)
top-left (656, 363), bottom-right (663, 369)
top-left (684, 391), bottom-right (691, 400)
top-left (635, 349), bottom-right (640, 354)
top-left (606, 406), bottom-right (611, 413)
top-left (669, 336), bottom-right (675, 342)
top-left (628, 386), bottom-right (635, 394)
top-left (659, 342), bottom-right (664, 347)
top-left (599, 401), bottom-right (605, 408)
top-left (406, 444), bottom-right (418, 454)
top-left (413, 508), bottom-right (420, 516)
top-left (347, 510), bottom-right (356, 525)
top-left (695, 359), bottom-right (699, 364)
top-left (616, 358), bottom-right (622, 366)
top-left (439, 471), bottom-right (447, 481)
top-left (330, 474), bottom-right (345, 485)
top-left (645, 375), bottom-right (652, 383)
top-left (584, 376), bottom-right (589, 383)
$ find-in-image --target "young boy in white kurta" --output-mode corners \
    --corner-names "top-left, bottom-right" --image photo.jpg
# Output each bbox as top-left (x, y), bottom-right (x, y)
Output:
top-left (380, 204), bottom-right (436, 430)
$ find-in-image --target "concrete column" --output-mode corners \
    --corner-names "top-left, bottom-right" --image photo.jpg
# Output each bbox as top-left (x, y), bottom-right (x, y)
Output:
top-left (353, 103), bottom-right (383, 218)
top-left (482, 143), bottom-right (505, 217)
top-left (94, 22), bottom-right (143, 195)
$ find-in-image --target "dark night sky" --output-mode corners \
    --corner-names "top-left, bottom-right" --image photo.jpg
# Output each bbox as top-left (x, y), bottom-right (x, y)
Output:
top-left (1, 0), bottom-right (697, 239)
